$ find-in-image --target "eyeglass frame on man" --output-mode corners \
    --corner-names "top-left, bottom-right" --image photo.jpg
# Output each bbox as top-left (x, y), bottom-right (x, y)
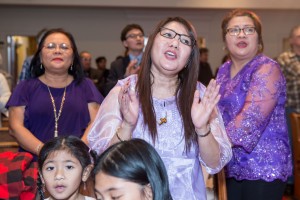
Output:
top-left (43, 42), bottom-right (72, 52)
top-left (126, 33), bottom-right (144, 40)
top-left (226, 27), bottom-right (256, 36)
top-left (159, 27), bottom-right (195, 47)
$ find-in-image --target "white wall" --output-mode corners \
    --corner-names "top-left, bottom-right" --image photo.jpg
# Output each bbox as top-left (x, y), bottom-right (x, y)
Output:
top-left (0, 5), bottom-right (299, 73)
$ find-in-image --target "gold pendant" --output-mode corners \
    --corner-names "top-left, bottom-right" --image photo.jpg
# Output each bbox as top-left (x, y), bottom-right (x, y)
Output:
top-left (159, 117), bottom-right (167, 125)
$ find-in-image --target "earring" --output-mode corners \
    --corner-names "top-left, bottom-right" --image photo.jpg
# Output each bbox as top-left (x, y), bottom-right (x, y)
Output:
top-left (83, 181), bottom-right (86, 190)
top-left (40, 63), bottom-right (43, 70)
top-left (70, 64), bottom-right (73, 71)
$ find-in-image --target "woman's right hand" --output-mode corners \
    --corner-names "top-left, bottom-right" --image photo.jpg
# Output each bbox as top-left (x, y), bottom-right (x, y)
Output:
top-left (118, 79), bottom-right (139, 128)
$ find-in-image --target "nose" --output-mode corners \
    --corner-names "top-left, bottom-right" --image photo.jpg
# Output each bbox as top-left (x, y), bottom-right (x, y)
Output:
top-left (237, 29), bottom-right (246, 37)
top-left (54, 46), bottom-right (62, 54)
top-left (169, 35), bottom-right (180, 48)
top-left (54, 168), bottom-right (65, 180)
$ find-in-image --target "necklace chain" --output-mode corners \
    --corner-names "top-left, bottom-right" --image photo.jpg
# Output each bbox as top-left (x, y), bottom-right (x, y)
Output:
top-left (47, 86), bottom-right (66, 137)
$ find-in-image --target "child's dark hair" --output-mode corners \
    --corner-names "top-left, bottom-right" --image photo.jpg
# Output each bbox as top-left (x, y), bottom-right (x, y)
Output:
top-left (93, 138), bottom-right (172, 200)
top-left (37, 135), bottom-right (96, 200)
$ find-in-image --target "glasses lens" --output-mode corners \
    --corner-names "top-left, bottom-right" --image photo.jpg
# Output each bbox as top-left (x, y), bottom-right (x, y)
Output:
top-left (227, 28), bottom-right (239, 36)
top-left (45, 43), bottom-right (56, 50)
top-left (244, 27), bottom-right (256, 35)
top-left (180, 35), bottom-right (193, 46)
top-left (59, 43), bottom-right (70, 50)
top-left (160, 28), bottom-right (176, 39)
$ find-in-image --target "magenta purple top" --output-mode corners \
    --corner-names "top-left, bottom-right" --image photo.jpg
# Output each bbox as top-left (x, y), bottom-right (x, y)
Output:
top-left (216, 54), bottom-right (292, 182)
top-left (6, 78), bottom-right (103, 154)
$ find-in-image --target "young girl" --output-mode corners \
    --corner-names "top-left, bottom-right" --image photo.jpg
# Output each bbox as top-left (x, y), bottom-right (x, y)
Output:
top-left (37, 135), bottom-right (96, 200)
top-left (93, 138), bottom-right (172, 200)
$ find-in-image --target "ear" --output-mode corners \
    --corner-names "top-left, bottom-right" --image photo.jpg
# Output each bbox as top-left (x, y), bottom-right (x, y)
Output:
top-left (82, 164), bottom-right (94, 182)
top-left (39, 170), bottom-right (45, 184)
top-left (123, 40), bottom-right (128, 48)
top-left (144, 184), bottom-right (153, 200)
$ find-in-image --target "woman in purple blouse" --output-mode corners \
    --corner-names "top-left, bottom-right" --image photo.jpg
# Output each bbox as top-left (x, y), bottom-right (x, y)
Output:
top-left (6, 29), bottom-right (103, 159)
top-left (216, 9), bottom-right (293, 200)
top-left (88, 17), bottom-right (232, 199)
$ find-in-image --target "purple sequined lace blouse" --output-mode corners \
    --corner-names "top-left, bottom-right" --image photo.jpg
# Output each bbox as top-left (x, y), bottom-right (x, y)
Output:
top-left (217, 54), bottom-right (292, 181)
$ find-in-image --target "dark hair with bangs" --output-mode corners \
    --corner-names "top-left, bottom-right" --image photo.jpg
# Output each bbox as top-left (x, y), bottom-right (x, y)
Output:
top-left (136, 16), bottom-right (199, 151)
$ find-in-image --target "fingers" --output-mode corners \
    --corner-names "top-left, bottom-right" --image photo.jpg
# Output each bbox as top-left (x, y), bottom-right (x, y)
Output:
top-left (193, 90), bottom-right (200, 104)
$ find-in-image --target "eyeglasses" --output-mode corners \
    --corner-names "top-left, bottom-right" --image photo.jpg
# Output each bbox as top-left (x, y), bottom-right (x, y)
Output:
top-left (126, 34), bottom-right (144, 39)
top-left (226, 27), bottom-right (256, 36)
top-left (43, 43), bottom-right (71, 52)
top-left (159, 27), bottom-right (195, 47)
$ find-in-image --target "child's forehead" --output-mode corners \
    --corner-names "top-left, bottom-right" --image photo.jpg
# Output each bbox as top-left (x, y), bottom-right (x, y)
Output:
top-left (45, 149), bottom-right (78, 161)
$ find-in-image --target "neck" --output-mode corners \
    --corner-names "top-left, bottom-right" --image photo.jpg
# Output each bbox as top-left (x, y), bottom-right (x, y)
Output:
top-left (230, 57), bottom-right (253, 78)
top-left (128, 50), bottom-right (142, 57)
top-left (41, 72), bottom-right (70, 88)
top-left (151, 74), bottom-right (179, 99)
top-left (293, 45), bottom-right (300, 56)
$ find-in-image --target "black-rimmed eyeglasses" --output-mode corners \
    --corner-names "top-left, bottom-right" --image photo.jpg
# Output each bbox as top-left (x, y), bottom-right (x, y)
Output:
top-left (226, 27), bottom-right (256, 36)
top-left (159, 27), bottom-right (195, 47)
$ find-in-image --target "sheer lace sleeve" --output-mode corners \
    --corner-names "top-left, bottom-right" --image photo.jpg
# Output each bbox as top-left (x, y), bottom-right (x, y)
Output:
top-left (198, 83), bottom-right (233, 174)
top-left (227, 63), bottom-right (284, 153)
top-left (87, 85), bottom-right (122, 154)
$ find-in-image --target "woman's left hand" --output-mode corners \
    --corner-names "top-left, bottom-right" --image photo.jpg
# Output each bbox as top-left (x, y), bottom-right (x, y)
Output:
top-left (191, 79), bottom-right (220, 129)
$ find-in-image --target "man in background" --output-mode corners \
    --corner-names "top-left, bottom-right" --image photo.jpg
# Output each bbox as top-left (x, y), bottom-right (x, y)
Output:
top-left (198, 47), bottom-right (213, 86)
top-left (104, 24), bottom-right (144, 96)
top-left (276, 24), bottom-right (300, 195)
top-left (80, 51), bottom-right (101, 89)
top-left (95, 56), bottom-right (109, 96)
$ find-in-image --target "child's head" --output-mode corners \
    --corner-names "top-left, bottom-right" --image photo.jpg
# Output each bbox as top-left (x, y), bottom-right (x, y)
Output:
top-left (93, 138), bottom-right (172, 200)
top-left (37, 135), bottom-right (96, 200)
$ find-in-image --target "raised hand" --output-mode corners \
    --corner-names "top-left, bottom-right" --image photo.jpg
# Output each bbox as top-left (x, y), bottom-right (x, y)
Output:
top-left (191, 79), bottom-right (220, 130)
top-left (124, 59), bottom-right (140, 77)
top-left (118, 79), bottom-right (139, 127)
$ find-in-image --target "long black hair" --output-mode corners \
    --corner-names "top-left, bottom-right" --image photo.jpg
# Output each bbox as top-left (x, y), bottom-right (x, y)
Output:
top-left (93, 138), bottom-right (172, 200)
top-left (30, 28), bottom-right (85, 83)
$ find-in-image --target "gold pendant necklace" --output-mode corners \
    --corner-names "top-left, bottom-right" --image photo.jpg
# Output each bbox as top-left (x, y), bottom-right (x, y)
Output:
top-left (158, 115), bottom-right (167, 125)
top-left (47, 86), bottom-right (66, 137)
top-left (158, 101), bottom-right (167, 125)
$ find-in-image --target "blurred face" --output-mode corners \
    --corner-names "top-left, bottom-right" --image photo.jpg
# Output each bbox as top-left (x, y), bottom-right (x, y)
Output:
top-left (97, 59), bottom-right (107, 70)
top-left (41, 33), bottom-right (73, 74)
top-left (150, 21), bottom-right (192, 76)
top-left (200, 52), bottom-right (208, 62)
top-left (225, 16), bottom-right (259, 61)
top-left (123, 29), bottom-right (144, 53)
top-left (80, 52), bottom-right (92, 70)
top-left (41, 150), bottom-right (84, 200)
top-left (290, 27), bottom-right (300, 51)
top-left (94, 171), bottom-right (151, 200)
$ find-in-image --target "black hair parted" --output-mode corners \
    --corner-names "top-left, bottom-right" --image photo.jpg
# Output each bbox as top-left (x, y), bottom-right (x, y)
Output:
top-left (93, 138), bottom-right (172, 200)
top-left (30, 28), bottom-right (85, 83)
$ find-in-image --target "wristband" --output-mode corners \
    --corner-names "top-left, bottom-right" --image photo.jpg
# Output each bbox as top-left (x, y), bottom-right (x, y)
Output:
top-left (196, 126), bottom-right (211, 137)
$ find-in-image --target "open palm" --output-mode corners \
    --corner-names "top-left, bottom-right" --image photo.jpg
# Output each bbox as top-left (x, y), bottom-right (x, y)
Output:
top-left (118, 80), bottom-right (139, 127)
top-left (191, 79), bottom-right (220, 129)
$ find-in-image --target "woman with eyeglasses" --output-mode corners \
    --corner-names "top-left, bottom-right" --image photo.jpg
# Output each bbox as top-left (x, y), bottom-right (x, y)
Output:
top-left (88, 17), bottom-right (232, 199)
top-left (216, 9), bottom-right (292, 200)
top-left (6, 28), bottom-right (103, 160)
